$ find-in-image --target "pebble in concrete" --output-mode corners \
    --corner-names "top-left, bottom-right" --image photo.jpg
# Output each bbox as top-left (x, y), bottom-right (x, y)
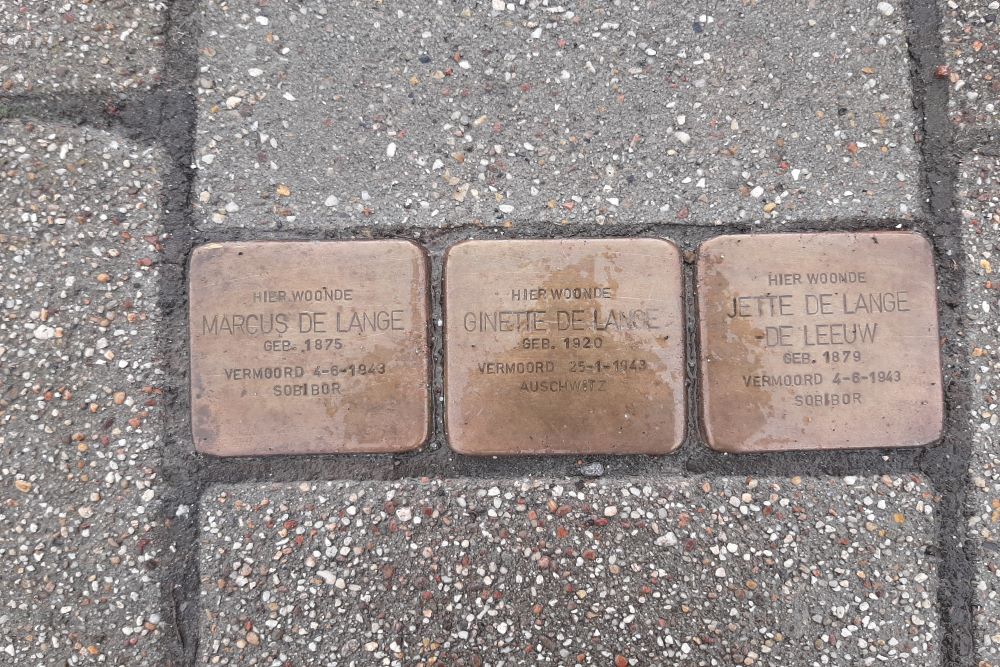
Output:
top-left (0, 120), bottom-right (167, 663)
top-left (199, 476), bottom-right (939, 665)
top-left (958, 150), bottom-right (1000, 665)
top-left (195, 0), bottom-right (919, 231)
top-left (0, 1), bottom-right (167, 94)
top-left (942, 0), bottom-right (1000, 132)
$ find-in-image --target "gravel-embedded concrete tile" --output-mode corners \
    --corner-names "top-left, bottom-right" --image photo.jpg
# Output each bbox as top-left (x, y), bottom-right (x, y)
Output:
top-left (0, 1), bottom-right (167, 94)
top-left (199, 476), bottom-right (938, 665)
top-left (942, 0), bottom-right (999, 132)
top-left (195, 1), bottom-right (919, 231)
top-left (958, 150), bottom-right (1000, 665)
top-left (0, 120), bottom-right (168, 663)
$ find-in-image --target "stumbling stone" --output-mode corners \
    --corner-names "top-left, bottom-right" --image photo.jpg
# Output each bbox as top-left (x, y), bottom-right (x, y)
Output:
top-left (697, 232), bottom-right (943, 452)
top-left (445, 238), bottom-right (685, 455)
top-left (189, 240), bottom-right (430, 455)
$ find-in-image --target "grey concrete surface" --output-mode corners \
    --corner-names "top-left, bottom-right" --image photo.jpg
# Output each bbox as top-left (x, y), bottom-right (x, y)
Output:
top-left (942, 0), bottom-right (999, 132)
top-left (0, 120), bottom-right (167, 664)
top-left (959, 150), bottom-right (1000, 666)
top-left (198, 477), bottom-right (939, 666)
top-left (0, 1), bottom-right (990, 666)
top-left (194, 0), bottom-right (920, 232)
top-left (0, 1), bottom-right (168, 94)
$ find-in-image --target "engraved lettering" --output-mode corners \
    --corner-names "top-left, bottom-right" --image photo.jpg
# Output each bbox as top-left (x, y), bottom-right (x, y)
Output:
top-left (806, 271), bottom-right (867, 284)
top-left (726, 294), bottom-right (794, 318)
top-left (841, 291), bottom-right (910, 314)
top-left (335, 309), bottom-right (405, 333)
top-left (477, 361), bottom-right (556, 374)
top-left (201, 313), bottom-right (290, 336)
top-left (462, 310), bottom-right (547, 333)
top-left (802, 322), bottom-right (879, 346)
top-left (593, 308), bottom-right (661, 330)
top-left (768, 273), bottom-right (802, 286)
top-left (742, 373), bottom-right (823, 387)
top-left (225, 366), bottom-right (304, 380)
top-left (290, 287), bottom-right (353, 302)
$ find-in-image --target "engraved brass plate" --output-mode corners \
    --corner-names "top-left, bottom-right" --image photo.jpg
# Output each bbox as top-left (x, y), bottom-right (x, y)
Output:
top-left (697, 232), bottom-right (943, 452)
top-left (189, 241), bottom-right (430, 456)
top-left (444, 238), bottom-right (686, 455)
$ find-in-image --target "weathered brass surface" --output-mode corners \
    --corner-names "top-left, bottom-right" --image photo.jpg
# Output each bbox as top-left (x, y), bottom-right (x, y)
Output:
top-left (445, 238), bottom-right (686, 455)
top-left (190, 241), bottom-right (430, 456)
top-left (697, 232), bottom-right (943, 452)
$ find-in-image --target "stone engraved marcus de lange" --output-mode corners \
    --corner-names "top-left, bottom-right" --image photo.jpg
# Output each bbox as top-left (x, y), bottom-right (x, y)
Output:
top-left (189, 241), bottom-right (430, 456)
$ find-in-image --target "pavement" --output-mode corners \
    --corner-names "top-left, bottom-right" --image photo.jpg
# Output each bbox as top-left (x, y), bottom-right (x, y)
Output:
top-left (199, 477), bottom-right (938, 666)
top-left (193, 0), bottom-right (919, 231)
top-left (0, 0), bottom-right (996, 666)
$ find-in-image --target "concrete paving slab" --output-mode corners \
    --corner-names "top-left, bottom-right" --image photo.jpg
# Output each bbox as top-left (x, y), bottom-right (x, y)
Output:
top-left (958, 149), bottom-right (1000, 666)
top-left (0, 1), bottom-right (167, 95)
top-left (194, 0), bottom-right (920, 232)
top-left (199, 476), bottom-right (939, 666)
top-left (942, 0), bottom-right (999, 132)
top-left (0, 120), bottom-right (167, 664)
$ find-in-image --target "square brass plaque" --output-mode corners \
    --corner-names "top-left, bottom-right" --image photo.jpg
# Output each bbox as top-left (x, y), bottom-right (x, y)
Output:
top-left (189, 241), bottom-right (430, 456)
top-left (697, 232), bottom-right (943, 452)
top-left (445, 238), bottom-right (686, 455)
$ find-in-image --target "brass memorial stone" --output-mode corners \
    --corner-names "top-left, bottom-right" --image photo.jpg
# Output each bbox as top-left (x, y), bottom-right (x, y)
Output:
top-left (697, 232), bottom-right (943, 452)
top-left (444, 238), bottom-right (686, 455)
top-left (189, 241), bottom-right (430, 456)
